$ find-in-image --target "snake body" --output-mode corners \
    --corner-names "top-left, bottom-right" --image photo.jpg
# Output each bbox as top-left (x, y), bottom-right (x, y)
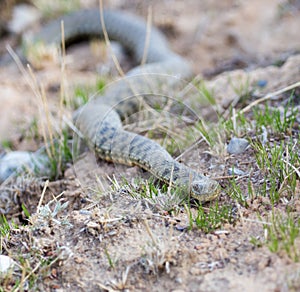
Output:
top-left (1, 9), bottom-right (220, 201)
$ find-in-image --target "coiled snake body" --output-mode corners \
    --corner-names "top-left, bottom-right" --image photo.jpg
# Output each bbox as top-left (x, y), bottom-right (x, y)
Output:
top-left (0, 9), bottom-right (220, 201)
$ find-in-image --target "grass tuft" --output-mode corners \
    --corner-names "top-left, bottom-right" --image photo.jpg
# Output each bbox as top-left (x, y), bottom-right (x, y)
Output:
top-left (252, 138), bottom-right (299, 203)
top-left (195, 202), bottom-right (235, 232)
top-left (253, 100), bottom-right (298, 135)
top-left (263, 209), bottom-right (300, 261)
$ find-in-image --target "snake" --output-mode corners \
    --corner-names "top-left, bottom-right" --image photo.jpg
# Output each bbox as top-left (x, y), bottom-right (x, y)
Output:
top-left (0, 9), bottom-right (220, 201)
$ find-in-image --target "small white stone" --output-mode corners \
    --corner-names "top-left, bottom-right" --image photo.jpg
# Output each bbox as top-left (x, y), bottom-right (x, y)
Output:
top-left (227, 137), bottom-right (249, 155)
top-left (7, 4), bottom-right (41, 34)
top-left (228, 167), bottom-right (246, 176)
top-left (0, 255), bottom-right (15, 273)
top-left (0, 151), bottom-right (32, 182)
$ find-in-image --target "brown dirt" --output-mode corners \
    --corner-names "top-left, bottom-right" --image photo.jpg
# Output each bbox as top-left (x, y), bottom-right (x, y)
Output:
top-left (1, 0), bottom-right (300, 291)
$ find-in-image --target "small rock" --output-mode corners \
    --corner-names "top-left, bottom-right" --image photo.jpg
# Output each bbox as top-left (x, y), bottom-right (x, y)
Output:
top-left (214, 230), bottom-right (230, 235)
top-left (228, 167), bottom-right (246, 176)
top-left (0, 255), bottom-right (15, 274)
top-left (7, 4), bottom-right (41, 34)
top-left (175, 277), bottom-right (183, 284)
top-left (0, 151), bottom-right (32, 182)
top-left (227, 137), bottom-right (249, 155)
top-left (175, 224), bottom-right (188, 232)
top-left (0, 151), bottom-right (49, 183)
top-left (256, 79), bottom-right (268, 88)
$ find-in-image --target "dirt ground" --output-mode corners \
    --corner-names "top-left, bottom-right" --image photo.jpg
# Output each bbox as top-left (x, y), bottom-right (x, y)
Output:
top-left (0, 0), bottom-right (300, 291)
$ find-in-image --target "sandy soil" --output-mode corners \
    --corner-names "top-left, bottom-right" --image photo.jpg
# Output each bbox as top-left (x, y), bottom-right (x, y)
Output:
top-left (0, 0), bottom-right (300, 291)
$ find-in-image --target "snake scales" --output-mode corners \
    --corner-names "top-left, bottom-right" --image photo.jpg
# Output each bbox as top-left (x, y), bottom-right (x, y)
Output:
top-left (0, 9), bottom-right (220, 201)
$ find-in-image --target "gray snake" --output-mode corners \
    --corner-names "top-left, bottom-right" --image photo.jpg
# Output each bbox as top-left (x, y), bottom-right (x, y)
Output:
top-left (0, 9), bottom-right (220, 201)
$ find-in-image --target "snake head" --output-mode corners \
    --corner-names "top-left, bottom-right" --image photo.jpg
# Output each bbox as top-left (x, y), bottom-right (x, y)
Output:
top-left (191, 178), bottom-right (221, 202)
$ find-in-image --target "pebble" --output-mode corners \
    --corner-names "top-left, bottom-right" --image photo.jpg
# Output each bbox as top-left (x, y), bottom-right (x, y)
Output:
top-left (228, 167), bottom-right (246, 176)
top-left (0, 255), bottom-right (15, 274)
top-left (0, 151), bottom-right (32, 183)
top-left (227, 137), bottom-right (249, 155)
top-left (256, 79), bottom-right (268, 88)
top-left (7, 4), bottom-right (41, 34)
top-left (0, 151), bottom-right (49, 183)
